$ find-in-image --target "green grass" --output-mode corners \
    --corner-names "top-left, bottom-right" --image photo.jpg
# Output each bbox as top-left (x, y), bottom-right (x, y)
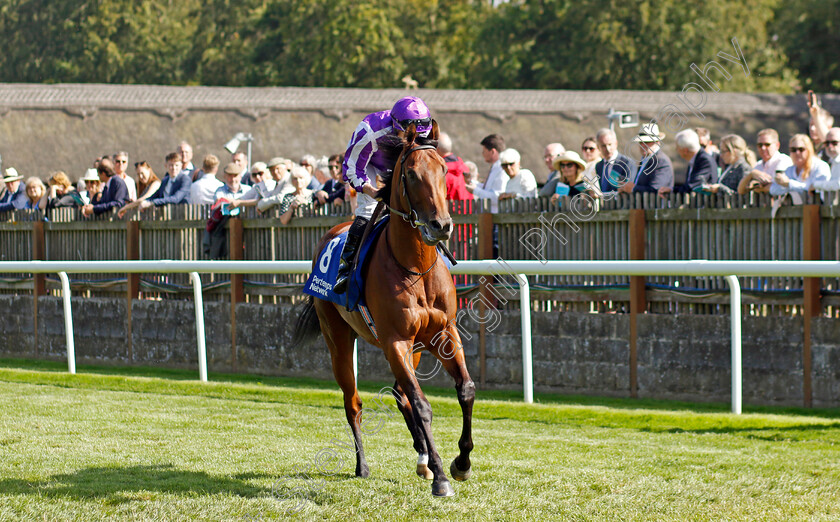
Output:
top-left (0, 359), bottom-right (839, 521)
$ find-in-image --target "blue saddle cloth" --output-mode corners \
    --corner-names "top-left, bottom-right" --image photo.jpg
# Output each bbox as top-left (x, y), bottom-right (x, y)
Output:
top-left (303, 215), bottom-right (452, 312)
top-left (303, 216), bottom-right (390, 312)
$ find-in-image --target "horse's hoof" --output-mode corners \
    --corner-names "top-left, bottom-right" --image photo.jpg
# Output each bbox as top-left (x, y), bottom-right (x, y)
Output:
top-left (450, 459), bottom-right (471, 481)
top-left (356, 465), bottom-right (370, 478)
top-left (416, 462), bottom-right (434, 480)
top-left (432, 480), bottom-right (455, 497)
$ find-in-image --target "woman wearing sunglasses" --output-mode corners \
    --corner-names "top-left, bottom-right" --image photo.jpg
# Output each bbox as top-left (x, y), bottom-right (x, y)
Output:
top-left (549, 151), bottom-right (595, 205)
top-left (770, 134), bottom-right (830, 202)
top-left (580, 136), bottom-right (602, 188)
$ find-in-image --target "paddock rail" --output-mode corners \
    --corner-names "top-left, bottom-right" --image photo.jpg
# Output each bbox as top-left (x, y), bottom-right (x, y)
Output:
top-left (4, 259), bottom-right (840, 413)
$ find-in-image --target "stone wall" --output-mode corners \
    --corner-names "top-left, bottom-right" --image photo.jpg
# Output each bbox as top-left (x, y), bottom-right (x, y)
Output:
top-left (2, 295), bottom-right (838, 407)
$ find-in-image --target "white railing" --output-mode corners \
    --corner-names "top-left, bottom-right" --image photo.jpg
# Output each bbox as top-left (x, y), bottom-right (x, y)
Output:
top-left (5, 259), bottom-right (840, 414)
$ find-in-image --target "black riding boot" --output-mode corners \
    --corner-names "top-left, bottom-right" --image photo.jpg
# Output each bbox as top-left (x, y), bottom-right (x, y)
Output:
top-left (333, 216), bottom-right (369, 294)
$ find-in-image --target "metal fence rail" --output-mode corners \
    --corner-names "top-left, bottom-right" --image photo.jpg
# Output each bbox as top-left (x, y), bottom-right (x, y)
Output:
top-left (4, 259), bottom-right (840, 413)
top-left (1, 193), bottom-right (838, 315)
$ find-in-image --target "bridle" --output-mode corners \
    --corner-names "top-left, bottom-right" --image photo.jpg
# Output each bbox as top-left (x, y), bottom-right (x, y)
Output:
top-left (382, 143), bottom-right (445, 278)
top-left (385, 144), bottom-right (441, 230)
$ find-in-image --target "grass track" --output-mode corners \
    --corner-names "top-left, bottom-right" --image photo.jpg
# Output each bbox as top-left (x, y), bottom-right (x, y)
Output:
top-left (0, 358), bottom-right (839, 521)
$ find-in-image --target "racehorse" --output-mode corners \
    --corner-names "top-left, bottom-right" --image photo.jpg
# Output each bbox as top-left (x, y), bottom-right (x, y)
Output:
top-left (292, 121), bottom-right (474, 497)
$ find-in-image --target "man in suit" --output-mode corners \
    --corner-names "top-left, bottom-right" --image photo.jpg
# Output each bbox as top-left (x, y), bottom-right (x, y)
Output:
top-left (81, 158), bottom-right (129, 216)
top-left (618, 123), bottom-right (674, 194)
top-left (660, 129), bottom-right (717, 197)
top-left (594, 128), bottom-right (634, 194)
top-left (140, 152), bottom-right (193, 209)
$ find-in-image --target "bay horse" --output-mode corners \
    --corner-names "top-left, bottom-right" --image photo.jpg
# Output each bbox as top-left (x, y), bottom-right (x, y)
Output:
top-left (293, 121), bottom-right (474, 497)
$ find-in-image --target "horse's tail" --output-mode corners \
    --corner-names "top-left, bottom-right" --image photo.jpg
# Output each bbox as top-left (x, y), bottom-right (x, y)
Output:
top-left (290, 296), bottom-right (322, 349)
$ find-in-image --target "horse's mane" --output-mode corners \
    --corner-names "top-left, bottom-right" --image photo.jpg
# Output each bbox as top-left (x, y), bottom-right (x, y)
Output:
top-left (375, 134), bottom-right (439, 204)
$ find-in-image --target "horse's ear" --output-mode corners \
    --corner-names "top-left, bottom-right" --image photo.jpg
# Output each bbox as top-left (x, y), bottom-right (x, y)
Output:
top-left (404, 123), bottom-right (417, 145)
top-left (429, 119), bottom-right (440, 141)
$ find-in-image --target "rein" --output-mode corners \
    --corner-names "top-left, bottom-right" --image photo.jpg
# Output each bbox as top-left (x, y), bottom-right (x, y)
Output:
top-left (385, 225), bottom-right (440, 277)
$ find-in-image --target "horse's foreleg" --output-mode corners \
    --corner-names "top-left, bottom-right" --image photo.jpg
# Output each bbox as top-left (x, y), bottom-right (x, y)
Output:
top-left (390, 380), bottom-right (433, 480)
top-left (386, 341), bottom-right (454, 497)
top-left (317, 303), bottom-right (369, 478)
top-left (431, 327), bottom-right (475, 481)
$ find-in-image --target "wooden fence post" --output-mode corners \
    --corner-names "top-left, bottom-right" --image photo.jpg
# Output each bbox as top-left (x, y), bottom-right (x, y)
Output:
top-left (477, 210), bottom-right (495, 387)
top-left (32, 220), bottom-right (46, 356)
top-left (230, 217), bottom-right (245, 371)
top-left (802, 204), bottom-right (821, 408)
top-left (126, 221), bottom-right (140, 362)
top-left (628, 209), bottom-right (647, 398)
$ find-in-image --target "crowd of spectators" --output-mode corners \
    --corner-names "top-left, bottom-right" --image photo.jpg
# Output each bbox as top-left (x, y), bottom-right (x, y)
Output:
top-left (2, 92), bottom-right (839, 220)
top-left (0, 141), bottom-right (348, 225)
top-left (457, 93), bottom-right (840, 213)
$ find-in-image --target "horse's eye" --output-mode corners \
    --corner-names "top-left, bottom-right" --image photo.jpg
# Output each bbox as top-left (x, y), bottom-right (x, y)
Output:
top-left (406, 169), bottom-right (417, 180)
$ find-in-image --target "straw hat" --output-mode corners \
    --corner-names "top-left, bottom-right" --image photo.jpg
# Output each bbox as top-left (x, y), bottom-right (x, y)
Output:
top-left (552, 151), bottom-right (587, 171)
top-left (2, 168), bottom-right (22, 183)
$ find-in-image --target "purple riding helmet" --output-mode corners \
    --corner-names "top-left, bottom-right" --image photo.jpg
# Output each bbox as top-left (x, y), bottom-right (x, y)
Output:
top-left (391, 96), bottom-right (432, 137)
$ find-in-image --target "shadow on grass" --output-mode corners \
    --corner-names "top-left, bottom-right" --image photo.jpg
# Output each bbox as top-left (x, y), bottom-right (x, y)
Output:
top-left (3, 357), bottom-right (840, 419)
top-left (0, 464), bottom-right (273, 502)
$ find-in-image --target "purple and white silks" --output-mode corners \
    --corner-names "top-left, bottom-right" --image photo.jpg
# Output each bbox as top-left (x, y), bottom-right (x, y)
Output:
top-left (342, 110), bottom-right (396, 190)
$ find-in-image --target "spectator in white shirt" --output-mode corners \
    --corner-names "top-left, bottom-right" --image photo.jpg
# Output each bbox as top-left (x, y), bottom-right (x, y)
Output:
top-left (466, 134), bottom-right (506, 212)
top-left (738, 128), bottom-right (793, 194)
top-left (230, 161), bottom-right (283, 209)
top-left (189, 155), bottom-right (223, 205)
top-left (113, 151), bottom-right (137, 201)
top-left (498, 148), bottom-right (537, 199)
top-left (771, 134), bottom-right (830, 203)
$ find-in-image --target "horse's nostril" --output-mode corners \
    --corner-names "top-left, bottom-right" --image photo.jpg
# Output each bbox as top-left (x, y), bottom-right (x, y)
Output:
top-left (429, 220), bottom-right (443, 231)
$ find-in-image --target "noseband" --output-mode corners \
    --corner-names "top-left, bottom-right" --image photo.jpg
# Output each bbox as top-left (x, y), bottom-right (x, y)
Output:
top-left (386, 144), bottom-right (440, 229)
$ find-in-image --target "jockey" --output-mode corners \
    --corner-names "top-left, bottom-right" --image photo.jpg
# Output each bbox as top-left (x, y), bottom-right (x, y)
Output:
top-left (333, 96), bottom-right (433, 294)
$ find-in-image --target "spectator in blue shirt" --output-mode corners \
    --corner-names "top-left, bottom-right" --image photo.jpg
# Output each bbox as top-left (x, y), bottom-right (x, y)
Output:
top-left (214, 163), bottom-right (249, 203)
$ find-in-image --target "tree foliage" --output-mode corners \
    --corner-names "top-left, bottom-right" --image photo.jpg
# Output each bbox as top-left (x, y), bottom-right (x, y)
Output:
top-left (772, 0), bottom-right (840, 91)
top-left (0, 0), bottom-right (829, 93)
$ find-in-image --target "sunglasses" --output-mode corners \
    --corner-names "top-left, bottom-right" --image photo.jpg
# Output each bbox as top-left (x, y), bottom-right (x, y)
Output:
top-left (757, 142), bottom-right (774, 148)
top-left (251, 170), bottom-right (266, 176)
top-left (559, 162), bottom-right (577, 168)
top-left (328, 164), bottom-right (341, 169)
top-left (790, 147), bottom-right (807, 153)
top-left (115, 159), bottom-right (128, 164)
top-left (825, 140), bottom-right (840, 146)
top-left (399, 118), bottom-right (431, 129)
top-left (500, 163), bottom-right (516, 168)
top-left (582, 146), bottom-right (597, 152)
